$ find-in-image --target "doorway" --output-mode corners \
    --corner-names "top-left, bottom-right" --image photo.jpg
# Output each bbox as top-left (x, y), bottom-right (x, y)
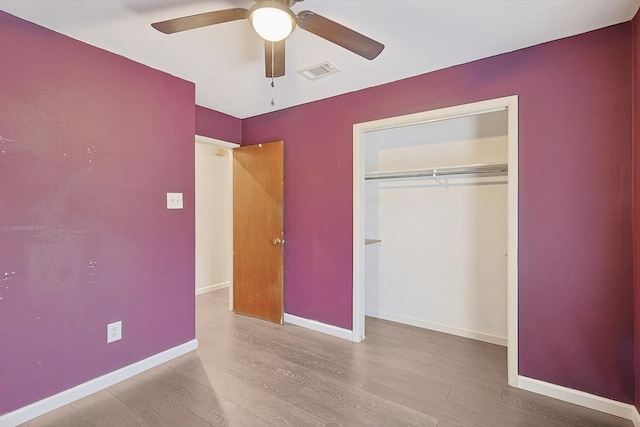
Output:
top-left (194, 135), bottom-right (239, 307)
top-left (352, 96), bottom-right (519, 386)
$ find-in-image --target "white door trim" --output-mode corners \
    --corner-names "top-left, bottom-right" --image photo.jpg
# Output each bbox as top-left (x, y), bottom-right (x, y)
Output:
top-left (196, 134), bottom-right (240, 149)
top-left (352, 95), bottom-right (519, 387)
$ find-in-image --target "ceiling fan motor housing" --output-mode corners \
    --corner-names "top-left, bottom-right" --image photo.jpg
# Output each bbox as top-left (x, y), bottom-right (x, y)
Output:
top-left (258, 0), bottom-right (303, 7)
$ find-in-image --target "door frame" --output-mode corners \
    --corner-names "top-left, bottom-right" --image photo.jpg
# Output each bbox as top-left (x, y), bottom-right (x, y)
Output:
top-left (352, 95), bottom-right (519, 387)
top-left (195, 134), bottom-right (239, 310)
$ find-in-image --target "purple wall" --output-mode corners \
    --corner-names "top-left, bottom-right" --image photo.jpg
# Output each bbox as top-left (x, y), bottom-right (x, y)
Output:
top-left (196, 106), bottom-right (242, 144)
top-left (0, 12), bottom-right (197, 414)
top-left (634, 12), bottom-right (640, 413)
top-left (243, 24), bottom-right (635, 402)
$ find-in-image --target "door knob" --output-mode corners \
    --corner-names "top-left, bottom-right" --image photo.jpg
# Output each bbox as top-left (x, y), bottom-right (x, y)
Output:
top-left (272, 238), bottom-right (282, 245)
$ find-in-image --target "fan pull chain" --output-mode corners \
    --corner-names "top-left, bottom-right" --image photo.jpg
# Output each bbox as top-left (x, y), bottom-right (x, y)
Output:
top-left (270, 41), bottom-right (276, 106)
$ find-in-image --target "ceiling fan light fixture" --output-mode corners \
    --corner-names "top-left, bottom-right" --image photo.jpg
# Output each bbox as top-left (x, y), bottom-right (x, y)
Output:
top-left (249, 1), bottom-right (296, 42)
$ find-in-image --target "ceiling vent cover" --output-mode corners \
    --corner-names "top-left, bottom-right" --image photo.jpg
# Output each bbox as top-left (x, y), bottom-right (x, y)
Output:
top-left (298, 61), bottom-right (340, 80)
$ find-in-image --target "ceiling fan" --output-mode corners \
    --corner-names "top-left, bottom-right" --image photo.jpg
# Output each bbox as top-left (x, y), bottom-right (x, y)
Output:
top-left (151, 0), bottom-right (385, 78)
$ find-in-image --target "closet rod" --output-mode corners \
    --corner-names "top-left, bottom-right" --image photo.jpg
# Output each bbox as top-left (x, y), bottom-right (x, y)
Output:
top-left (365, 163), bottom-right (508, 181)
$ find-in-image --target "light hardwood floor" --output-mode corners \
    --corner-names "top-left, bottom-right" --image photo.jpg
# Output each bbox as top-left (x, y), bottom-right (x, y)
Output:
top-left (22, 289), bottom-right (632, 426)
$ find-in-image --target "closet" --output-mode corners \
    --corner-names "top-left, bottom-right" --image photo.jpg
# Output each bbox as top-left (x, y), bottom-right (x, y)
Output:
top-left (364, 110), bottom-right (509, 346)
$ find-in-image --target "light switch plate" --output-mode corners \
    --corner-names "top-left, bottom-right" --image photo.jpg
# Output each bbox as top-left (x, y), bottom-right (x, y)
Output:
top-left (167, 192), bottom-right (183, 209)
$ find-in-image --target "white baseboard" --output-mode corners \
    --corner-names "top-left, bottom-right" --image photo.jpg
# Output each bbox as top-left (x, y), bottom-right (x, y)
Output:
top-left (195, 281), bottom-right (229, 296)
top-left (367, 311), bottom-right (507, 347)
top-left (632, 406), bottom-right (640, 427)
top-left (0, 340), bottom-right (198, 427)
top-left (284, 313), bottom-right (353, 341)
top-left (518, 376), bottom-right (638, 425)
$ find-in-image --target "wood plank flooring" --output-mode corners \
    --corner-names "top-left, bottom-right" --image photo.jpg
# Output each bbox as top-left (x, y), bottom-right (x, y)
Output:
top-left (22, 289), bottom-right (632, 426)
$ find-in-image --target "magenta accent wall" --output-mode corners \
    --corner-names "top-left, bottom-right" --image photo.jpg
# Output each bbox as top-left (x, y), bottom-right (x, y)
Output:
top-left (243, 24), bottom-right (635, 402)
top-left (195, 106), bottom-right (242, 144)
top-left (0, 12), bottom-right (197, 414)
top-left (633, 11), bottom-right (640, 412)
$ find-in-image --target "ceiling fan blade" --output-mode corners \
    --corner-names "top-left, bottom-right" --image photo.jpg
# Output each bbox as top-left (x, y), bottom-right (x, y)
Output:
top-left (265, 40), bottom-right (286, 78)
top-left (151, 8), bottom-right (249, 34)
top-left (296, 11), bottom-right (384, 60)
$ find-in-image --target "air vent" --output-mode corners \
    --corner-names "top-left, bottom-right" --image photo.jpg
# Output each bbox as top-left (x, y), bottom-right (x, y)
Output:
top-left (298, 62), bottom-right (340, 81)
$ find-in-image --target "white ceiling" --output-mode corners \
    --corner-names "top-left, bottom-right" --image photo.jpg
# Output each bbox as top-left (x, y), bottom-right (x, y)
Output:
top-left (2, 0), bottom-right (639, 119)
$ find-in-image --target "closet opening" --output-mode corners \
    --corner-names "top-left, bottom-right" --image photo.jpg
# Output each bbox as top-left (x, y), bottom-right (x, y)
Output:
top-left (352, 96), bottom-right (519, 387)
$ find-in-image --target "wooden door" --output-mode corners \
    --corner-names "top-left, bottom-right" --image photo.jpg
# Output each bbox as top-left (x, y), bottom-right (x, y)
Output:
top-left (233, 141), bottom-right (284, 323)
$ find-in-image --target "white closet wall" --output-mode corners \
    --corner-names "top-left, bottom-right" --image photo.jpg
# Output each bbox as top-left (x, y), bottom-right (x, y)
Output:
top-left (195, 141), bottom-right (232, 294)
top-left (364, 111), bottom-right (508, 345)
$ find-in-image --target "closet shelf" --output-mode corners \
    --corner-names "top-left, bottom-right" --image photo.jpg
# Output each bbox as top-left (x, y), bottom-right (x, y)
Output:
top-left (364, 163), bottom-right (508, 181)
top-left (365, 239), bottom-right (382, 245)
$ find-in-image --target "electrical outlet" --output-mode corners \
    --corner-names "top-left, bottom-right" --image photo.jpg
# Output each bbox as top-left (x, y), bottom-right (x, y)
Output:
top-left (166, 192), bottom-right (183, 209)
top-left (107, 321), bottom-right (122, 343)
